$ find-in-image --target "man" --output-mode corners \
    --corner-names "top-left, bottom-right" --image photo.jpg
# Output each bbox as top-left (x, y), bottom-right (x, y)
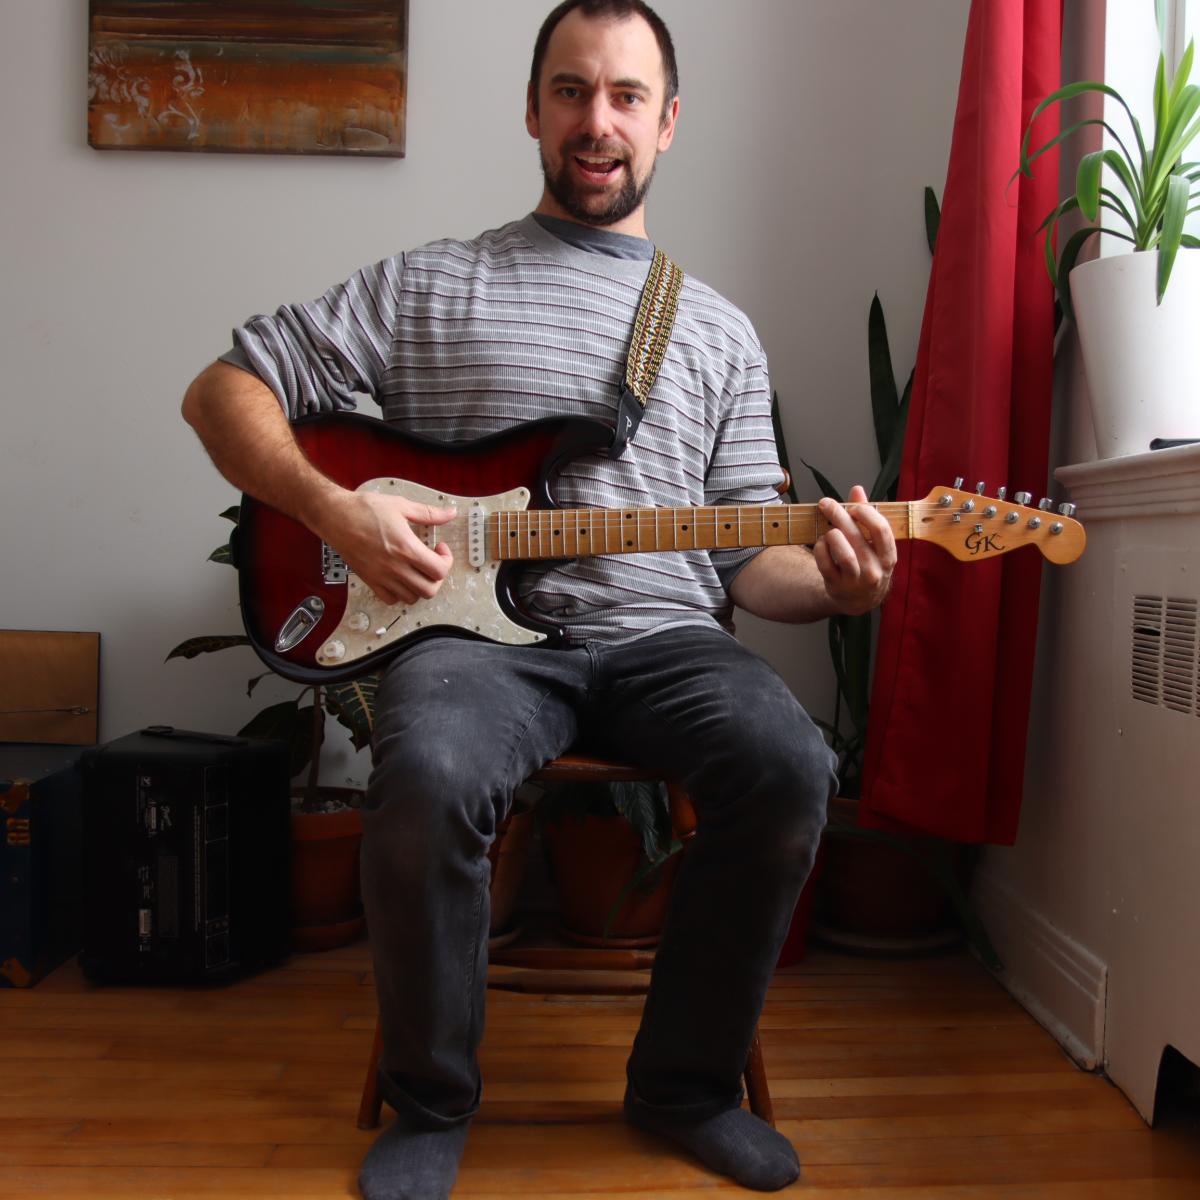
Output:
top-left (182, 3), bottom-right (895, 1196)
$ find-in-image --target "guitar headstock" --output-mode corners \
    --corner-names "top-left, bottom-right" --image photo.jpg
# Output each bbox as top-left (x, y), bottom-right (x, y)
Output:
top-left (914, 486), bottom-right (1086, 564)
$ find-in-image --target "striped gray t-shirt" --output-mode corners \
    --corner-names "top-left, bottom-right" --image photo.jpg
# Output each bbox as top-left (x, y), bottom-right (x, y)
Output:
top-left (223, 215), bottom-right (784, 645)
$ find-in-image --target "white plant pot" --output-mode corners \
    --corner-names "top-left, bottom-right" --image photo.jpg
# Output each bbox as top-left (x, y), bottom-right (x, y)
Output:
top-left (1070, 250), bottom-right (1200, 459)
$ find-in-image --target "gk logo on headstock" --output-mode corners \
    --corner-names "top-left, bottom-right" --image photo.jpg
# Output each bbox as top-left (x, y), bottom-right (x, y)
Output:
top-left (965, 530), bottom-right (1003, 556)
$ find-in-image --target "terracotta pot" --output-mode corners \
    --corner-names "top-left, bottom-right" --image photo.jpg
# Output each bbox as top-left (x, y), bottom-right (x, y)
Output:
top-left (487, 806), bottom-right (535, 942)
top-left (290, 787), bottom-right (365, 952)
top-left (812, 797), bottom-right (960, 954)
top-left (543, 812), bottom-right (680, 946)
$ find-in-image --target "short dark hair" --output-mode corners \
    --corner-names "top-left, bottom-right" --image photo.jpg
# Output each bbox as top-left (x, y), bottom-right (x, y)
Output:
top-left (529, 0), bottom-right (679, 121)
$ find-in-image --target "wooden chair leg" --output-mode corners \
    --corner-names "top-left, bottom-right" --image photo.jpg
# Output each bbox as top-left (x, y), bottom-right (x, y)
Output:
top-left (357, 1017), bottom-right (385, 1130)
top-left (743, 1028), bottom-right (775, 1128)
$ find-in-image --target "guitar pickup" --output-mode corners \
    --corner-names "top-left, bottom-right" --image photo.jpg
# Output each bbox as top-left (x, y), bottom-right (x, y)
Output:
top-left (322, 543), bottom-right (348, 584)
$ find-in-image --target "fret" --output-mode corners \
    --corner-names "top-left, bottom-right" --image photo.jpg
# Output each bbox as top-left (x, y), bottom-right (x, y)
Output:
top-left (656, 508), bottom-right (670, 551)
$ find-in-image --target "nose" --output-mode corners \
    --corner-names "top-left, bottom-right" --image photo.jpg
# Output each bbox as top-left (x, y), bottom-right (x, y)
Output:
top-left (580, 92), bottom-right (615, 140)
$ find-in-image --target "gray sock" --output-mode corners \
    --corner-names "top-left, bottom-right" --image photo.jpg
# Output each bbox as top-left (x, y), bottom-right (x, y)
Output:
top-left (624, 1092), bottom-right (800, 1191)
top-left (358, 1115), bottom-right (470, 1200)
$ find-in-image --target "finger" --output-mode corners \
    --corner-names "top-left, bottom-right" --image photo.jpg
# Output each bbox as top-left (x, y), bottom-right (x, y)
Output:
top-left (819, 496), bottom-right (872, 557)
top-left (819, 529), bottom-right (863, 581)
top-left (396, 526), bottom-right (454, 580)
top-left (401, 499), bottom-right (459, 526)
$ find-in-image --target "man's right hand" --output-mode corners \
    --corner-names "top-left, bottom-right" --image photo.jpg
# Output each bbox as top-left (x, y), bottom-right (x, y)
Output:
top-left (321, 491), bottom-right (458, 607)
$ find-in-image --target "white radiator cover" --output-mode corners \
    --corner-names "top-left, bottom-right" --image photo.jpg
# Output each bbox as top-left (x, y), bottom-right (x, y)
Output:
top-left (976, 444), bottom-right (1200, 1122)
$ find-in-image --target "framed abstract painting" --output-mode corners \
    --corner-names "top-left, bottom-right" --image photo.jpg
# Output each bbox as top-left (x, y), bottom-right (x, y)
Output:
top-left (87, 1), bottom-right (408, 157)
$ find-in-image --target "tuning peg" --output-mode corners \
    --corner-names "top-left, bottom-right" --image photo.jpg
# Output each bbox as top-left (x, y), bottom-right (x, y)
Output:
top-left (975, 481), bottom-right (986, 494)
top-left (1038, 497), bottom-right (1053, 511)
top-left (953, 476), bottom-right (964, 489)
top-left (1058, 502), bottom-right (1077, 517)
top-left (997, 487), bottom-right (1007, 501)
top-left (1014, 491), bottom-right (1032, 505)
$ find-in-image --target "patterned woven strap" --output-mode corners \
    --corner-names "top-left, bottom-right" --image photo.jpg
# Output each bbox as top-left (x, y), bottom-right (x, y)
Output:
top-left (626, 248), bottom-right (685, 404)
top-left (609, 248), bottom-right (684, 458)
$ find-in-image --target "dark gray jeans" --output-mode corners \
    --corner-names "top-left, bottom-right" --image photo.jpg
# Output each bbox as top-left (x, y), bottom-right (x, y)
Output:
top-left (361, 624), bottom-right (836, 1129)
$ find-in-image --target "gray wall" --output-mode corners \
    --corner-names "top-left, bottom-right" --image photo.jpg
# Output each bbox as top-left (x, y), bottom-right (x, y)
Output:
top-left (2, 1), bottom-right (968, 786)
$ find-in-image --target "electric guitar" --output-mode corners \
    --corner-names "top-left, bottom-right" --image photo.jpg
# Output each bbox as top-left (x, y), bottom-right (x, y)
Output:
top-left (233, 412), bottom-right (1086, 684)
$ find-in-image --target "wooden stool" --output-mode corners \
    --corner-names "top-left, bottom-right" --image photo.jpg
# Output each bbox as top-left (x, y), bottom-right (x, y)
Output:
top-left (356, 754), bottom-right (775, 1129)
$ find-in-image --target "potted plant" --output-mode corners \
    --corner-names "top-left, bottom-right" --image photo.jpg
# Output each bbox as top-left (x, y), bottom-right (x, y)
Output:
top-left (167, 505), bottom-right (376, 952)
top-left (536, 778), bottom-right (682, 947)
top-left (798, 192), bottom-right (1003, 969)
top-left (1014, 26), bottom-right (1200, 457)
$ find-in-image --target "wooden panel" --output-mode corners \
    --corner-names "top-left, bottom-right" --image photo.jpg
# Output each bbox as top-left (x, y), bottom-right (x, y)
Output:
top-left (87, 1), bottom-right (408, 157)
top-left (0, 630), bottom-right (99, 744)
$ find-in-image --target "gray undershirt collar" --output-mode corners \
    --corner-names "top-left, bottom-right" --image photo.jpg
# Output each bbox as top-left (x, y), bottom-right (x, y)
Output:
top-left (531, 212), bottom-right (656, 261)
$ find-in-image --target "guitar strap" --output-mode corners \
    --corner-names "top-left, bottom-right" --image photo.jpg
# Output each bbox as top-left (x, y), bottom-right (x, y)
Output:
top-left (610, 247), bottom-right (684, 458)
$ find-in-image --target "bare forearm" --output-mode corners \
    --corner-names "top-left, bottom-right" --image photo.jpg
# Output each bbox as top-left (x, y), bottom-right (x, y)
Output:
top-left (729, 488), bottom-right (897, 622)
top-left (181, 361), bottom-right (456, 606)
top-left (181, 361), bottom-right (345, 540)
top-left (728, 545), bottom-right (842, 623)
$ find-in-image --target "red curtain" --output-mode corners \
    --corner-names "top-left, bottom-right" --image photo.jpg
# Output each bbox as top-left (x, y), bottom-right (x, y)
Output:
top-left (859, 0), bottom-right (1062, 845)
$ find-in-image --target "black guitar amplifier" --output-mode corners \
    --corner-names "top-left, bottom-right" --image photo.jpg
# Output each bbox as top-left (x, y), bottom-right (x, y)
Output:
top-left (79, 727), bottom-right (290, 983)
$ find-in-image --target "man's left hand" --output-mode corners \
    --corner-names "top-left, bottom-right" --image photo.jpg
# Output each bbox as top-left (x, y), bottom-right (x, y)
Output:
top-left (812, 484), bottom-right (897, 616)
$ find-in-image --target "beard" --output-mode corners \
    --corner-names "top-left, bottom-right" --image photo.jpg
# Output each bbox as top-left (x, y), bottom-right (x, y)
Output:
top-left (539, 138), bottom-right (657, 227)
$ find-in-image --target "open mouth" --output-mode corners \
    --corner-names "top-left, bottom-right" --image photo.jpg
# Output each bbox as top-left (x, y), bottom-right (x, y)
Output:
top-left (574, 154), bottom-right (624, 180)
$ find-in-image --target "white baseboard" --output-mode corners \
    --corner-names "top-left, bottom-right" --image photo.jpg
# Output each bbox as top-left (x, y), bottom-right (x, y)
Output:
top-left (971, 867), bottom-right (1108, 1069)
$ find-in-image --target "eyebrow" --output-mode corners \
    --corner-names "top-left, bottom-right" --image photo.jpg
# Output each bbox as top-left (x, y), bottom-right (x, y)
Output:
top-left (549, 71), bottom-right (651, 93)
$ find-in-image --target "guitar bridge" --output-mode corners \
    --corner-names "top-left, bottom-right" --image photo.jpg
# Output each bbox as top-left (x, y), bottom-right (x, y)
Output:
top-left (322, 543), bottom-right (348, 584)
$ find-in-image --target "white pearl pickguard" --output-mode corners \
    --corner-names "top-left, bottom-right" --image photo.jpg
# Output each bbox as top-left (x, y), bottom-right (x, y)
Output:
top-left (315, 479), bottom-right (546, 669)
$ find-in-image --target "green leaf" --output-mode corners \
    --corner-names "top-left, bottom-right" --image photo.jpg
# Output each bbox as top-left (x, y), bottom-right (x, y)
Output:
top-left (870, 371), bottom-right (911, 502)
top-left (1169, 41), bottom-right (1196, 109)
top-left (831, 612), bottom-right (873, 739)
top-left (867, 293), bottom-right (899, 465)
top-left (219, 505), bottom-right (241, 523)
top-left (246, 671), bottom-right (273, 697)
top-left (238, 699), bottom-right (314, 777)
top-left (165, 634), bottom-right (250, 662)
top-left (802, 459), bottom-right (843, 505)
top-left (609, 780), bottom-right (669, 861)
top-left (208, 542), bottom-right (234, 565)
top-left (1157, 173), bottom-right (1190, 302)
top-left (924, 186), bottom-right (940, 254)
top-left (602, 842), bottom-right (681, 940)
top-left (1076, 151), bottom-right (1106, 221)
top-left (325, 674), bottom-right (379, 752)
top-left (1181, 234), bottom-right (1200, 247)
top-left (1054, 226), bottom-right (1104, 325)
top-left (1154, 51), bottom-right (1169, 142)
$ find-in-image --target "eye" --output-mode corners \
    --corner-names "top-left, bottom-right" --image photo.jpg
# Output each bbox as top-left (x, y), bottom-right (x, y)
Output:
top-left (558, 85), bottom-right (581, 100)
top-left (620, 92), bottom-right (643, 106)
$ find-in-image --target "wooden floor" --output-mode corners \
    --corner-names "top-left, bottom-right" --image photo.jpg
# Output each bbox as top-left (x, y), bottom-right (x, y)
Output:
top-left (3, 941), bottom-right (1199, 1198)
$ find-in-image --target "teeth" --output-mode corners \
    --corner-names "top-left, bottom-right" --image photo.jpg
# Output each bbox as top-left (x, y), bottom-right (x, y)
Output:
top-left (578, 155), bottom-right (618, 165)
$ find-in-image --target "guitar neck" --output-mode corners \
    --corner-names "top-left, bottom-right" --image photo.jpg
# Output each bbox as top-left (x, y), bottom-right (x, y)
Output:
top-left (489, 503), bottom-right (911, 561)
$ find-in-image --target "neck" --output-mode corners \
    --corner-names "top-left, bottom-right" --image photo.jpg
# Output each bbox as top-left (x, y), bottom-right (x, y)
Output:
top-left (533, 191), bottom-right (649, 239)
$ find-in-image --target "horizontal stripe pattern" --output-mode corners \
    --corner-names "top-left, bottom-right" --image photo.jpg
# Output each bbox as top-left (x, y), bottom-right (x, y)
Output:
top-left (226, 216), bottom-right (783, 644)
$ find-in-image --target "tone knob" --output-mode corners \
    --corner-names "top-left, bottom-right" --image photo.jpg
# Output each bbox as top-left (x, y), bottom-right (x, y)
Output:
top-left (322, 640), bottom-right (346, 660)
top-left (348, 611), bottom-right (371, 632)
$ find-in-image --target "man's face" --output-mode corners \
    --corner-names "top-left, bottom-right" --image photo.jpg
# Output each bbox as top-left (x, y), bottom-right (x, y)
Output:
top-left (526, 10), bottom-right (678, 232)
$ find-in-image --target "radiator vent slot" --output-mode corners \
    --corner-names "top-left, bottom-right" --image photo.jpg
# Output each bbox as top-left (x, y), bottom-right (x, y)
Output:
top-left (1132, 594), bottom-right (1199, 714)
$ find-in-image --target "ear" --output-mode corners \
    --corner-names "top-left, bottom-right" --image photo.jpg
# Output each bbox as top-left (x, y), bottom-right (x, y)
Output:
top-left (525, 81), bottom-right (540, 139)
top-left (657, 95), bottom-right (679, 153)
